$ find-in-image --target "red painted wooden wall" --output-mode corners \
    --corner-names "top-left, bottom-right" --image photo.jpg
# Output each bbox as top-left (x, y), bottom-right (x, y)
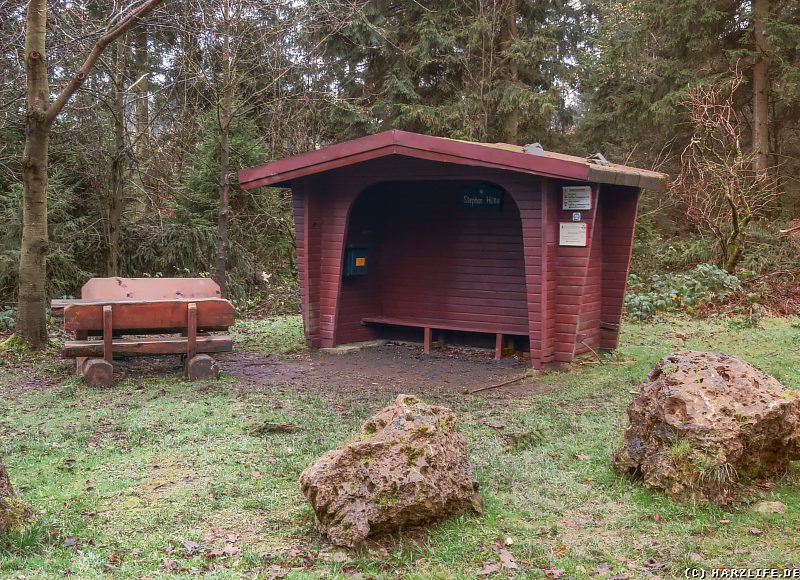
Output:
top-left (289, 154), bottom-right (639, 367)
top-left (337, 181), bottom-right (529, 344)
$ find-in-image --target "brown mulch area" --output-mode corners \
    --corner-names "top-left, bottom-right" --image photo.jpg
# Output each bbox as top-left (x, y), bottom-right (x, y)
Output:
top-left (700, 270), bottom-right (800, 317)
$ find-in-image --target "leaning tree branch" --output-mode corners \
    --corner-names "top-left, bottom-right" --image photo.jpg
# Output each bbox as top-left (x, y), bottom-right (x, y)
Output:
top-left (45, 0), bottom-right (165, 125)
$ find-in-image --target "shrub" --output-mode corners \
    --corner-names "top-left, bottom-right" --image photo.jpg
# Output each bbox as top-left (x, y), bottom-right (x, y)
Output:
top-left (625, 264), bottom-right (740, 320)
top-left (0, 307), bottom-right (15, 330)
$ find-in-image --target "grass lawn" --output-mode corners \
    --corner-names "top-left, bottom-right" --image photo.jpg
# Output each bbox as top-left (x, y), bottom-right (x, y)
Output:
top-left (1, 316), bottom-right (799, 578)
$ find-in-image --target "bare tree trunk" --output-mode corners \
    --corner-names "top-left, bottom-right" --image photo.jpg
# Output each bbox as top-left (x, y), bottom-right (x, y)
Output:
top-left (752, 0), bottom-right (770, 175)
top-left (134, 28), bottom-right (150, 158)
top-left (214, 0), bottom-right (234, 296)
top-left (500, 1), bottom-right (519, 144)
top-left (18, 0), bottom-right (50, 348)
top-left (106, 38), bottom-right (126, 276)
top-left (17, 0), bottom-right (164, 349)
top-left (215, 123), bottom-right (231, 295)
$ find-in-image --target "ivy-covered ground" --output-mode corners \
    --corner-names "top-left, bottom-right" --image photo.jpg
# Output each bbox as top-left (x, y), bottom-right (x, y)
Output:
top-left (1, 316), bottom-right (799, 579)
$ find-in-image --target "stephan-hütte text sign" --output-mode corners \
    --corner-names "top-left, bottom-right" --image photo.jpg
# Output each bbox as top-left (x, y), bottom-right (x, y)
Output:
top-left (462, 183), bottom-right (505, 210)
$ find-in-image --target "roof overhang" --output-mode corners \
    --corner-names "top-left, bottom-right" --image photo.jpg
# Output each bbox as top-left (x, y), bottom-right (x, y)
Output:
top-left (238, 130), bottom-right (667, 192)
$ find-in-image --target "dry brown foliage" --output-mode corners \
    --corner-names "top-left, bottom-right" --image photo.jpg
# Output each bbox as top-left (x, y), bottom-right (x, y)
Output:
top-left (669, 69), bottom-right (780, 273)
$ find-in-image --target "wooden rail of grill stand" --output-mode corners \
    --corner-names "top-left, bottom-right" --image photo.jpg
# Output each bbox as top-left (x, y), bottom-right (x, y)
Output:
top-left (65, 299), bottom-right (230, 386)
top-left (55, 278), bottom-right (234, 386)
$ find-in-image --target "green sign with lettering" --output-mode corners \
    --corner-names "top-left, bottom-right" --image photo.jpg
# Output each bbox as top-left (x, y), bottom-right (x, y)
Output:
top-left (461, 183), bottom-right (505, 211)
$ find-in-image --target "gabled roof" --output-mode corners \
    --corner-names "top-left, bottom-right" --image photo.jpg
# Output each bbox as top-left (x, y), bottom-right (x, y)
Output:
top-left (238, 130), bottom-right (667, 192)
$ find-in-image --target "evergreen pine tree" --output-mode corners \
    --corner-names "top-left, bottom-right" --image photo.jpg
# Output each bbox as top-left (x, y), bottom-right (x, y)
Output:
top-left (313, 0), bottom-right (583, 145)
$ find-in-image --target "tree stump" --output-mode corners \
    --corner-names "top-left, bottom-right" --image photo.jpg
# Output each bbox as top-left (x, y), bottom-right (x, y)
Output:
top-left (0, 457), bottom-right (28, 534)
top-left (185, 354), bottom-right (219, 380)
top-left (82, 358), bottom-right (114, 387)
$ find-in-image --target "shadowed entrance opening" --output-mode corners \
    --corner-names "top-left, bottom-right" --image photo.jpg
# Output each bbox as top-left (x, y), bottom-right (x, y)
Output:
top-left (336, 180), bottom-right (530, 355)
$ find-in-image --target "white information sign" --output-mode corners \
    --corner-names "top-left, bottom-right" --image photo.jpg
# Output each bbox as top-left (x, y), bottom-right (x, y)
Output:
top-left (562, 185), bottom-right (592, 210)
top-left (559, 222), bottom-right (588, 247)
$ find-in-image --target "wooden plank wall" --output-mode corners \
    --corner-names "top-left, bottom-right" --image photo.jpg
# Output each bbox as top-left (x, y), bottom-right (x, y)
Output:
top-left (337, 181), bottom-right (529, 344)
top-left (600, 186), bottom-right (640, 351)
top-left (335, 190), bottom-right (384, 343)
top-left (291, 154), bottom-right (639, 365)
top-left (548, 184), bottom-right (598, 362)
top-left (576, 200), bottom-right (603, 356)
top-left (291, 185), bottom-right (310, 344)
top-left (294, 156), bottom-right (543, 351)
top-left (534, 181), bottom-right (558, 367)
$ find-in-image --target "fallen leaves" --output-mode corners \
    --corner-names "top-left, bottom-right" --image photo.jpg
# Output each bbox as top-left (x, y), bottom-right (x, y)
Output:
top-left (642, 558), bottom-right (669, 572)
top-left (162, 558), bottom-right (178, 571)
top-left (497, 546), bottom-right (518, 570)
top-left (595, 562), bottom-right (613, 575)
top-left (204, 544), bottom-right (240, 559)
top-left (478, 541), bottom-right (519, 576)
top-left (261, 547), bottom-right (317, 578)
top-left (478, 562), bottom-right (503, 576)
top-left (265, 564), bottom-right (288, 579)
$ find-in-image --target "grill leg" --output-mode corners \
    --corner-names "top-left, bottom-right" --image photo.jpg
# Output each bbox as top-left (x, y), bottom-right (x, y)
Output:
top-left (75, 330), bottom-right (88, 375)
top-left (423, 327), bottom-right (432, 354)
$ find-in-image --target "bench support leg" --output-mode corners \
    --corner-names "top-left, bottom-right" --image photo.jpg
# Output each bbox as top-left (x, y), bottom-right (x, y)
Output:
top-left (75, 330), bottom-right (88, 375)
top-left (495, 333), bottom-right (503, 361)
top-left (82, 357), bottom-right (114, 387)
top-left (186, 354), bottom-right (220, 380)
top-left (187, 302), bottom-right (197, 360)
top-left (102, 305), bottom-right (113, 363)
top-left (423, 327), bottom-right (432, 354)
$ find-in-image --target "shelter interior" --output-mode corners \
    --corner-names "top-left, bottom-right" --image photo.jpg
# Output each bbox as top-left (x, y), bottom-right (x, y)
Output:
top-left (340, 180), bottom-right (530, 352)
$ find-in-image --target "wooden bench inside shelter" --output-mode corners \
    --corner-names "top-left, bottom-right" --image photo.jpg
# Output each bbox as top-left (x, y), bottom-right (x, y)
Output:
top-left (362, 316), bottom-right (527, 360)
top-left (52, 278), bottom-right (234, 386)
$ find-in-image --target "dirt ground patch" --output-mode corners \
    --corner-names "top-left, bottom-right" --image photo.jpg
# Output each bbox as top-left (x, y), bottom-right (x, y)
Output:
top-left (3, 341), bottom-right (553, 405)
top-left (218, 342), bottom-right (552, 402)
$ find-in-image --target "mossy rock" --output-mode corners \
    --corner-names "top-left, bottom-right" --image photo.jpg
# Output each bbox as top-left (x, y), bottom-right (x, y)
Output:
top-left (0, 458), bottom-right (30, 535)
top-left (299, 394), bottom-right (483, 547)
top-left (612, 351), bottom-right (800, 504)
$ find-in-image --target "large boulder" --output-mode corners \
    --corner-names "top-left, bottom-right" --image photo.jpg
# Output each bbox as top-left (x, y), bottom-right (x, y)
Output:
top-left (612, 351), bottom-right (800, 503)
top-left (299, 395), bottom-right (484, 547)
top-left (0, 457), bottom-right (28, 534)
